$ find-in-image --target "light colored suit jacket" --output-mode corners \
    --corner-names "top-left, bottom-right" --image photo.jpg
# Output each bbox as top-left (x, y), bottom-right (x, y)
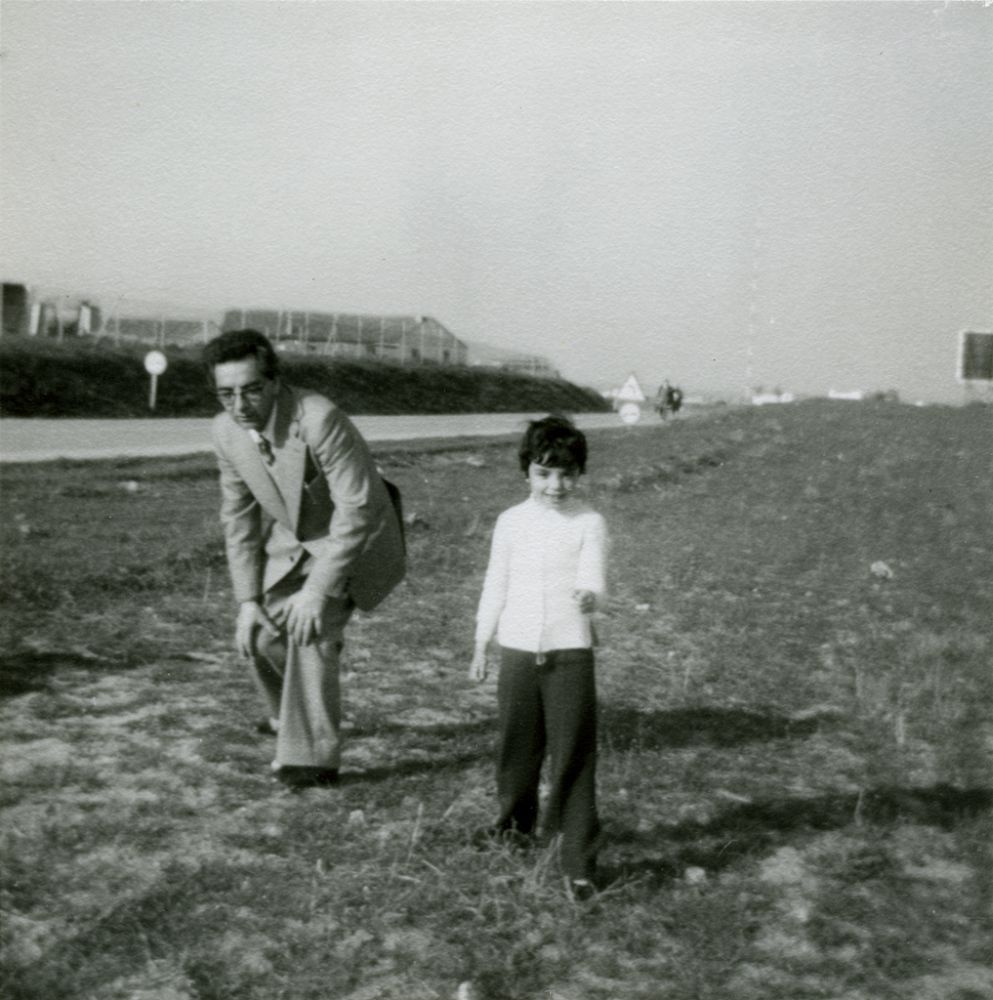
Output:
top-left (212, 383), bottom-right (406, 612)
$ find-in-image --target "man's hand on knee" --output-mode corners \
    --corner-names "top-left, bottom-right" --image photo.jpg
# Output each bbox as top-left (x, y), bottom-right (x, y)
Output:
top-left (235, 600), bottom-right (280, 659)
top-left (282, 589), bottom-right (329, 647)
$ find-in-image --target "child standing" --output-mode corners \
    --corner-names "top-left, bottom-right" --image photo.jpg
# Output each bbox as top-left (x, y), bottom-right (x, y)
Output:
top-left (470, 415), bottom-right (608, 895)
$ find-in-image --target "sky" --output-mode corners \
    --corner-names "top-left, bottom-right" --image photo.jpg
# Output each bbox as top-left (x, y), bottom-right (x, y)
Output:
top-left (1, 1), bottom-right (991, 401)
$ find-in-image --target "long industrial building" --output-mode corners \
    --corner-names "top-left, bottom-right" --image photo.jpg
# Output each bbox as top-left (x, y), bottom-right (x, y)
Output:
top-left (221, 308), bottom-right (466, 366)
top-left (1, 281), bottom-right (556, 376)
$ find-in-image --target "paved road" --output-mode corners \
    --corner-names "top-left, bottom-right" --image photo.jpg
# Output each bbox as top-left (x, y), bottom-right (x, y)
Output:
top-left (0, 411), bottom-right (652, 463)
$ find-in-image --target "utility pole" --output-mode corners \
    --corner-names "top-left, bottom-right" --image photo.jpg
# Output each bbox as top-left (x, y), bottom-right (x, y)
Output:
top-left (745, 214), bottom-right (761, 401)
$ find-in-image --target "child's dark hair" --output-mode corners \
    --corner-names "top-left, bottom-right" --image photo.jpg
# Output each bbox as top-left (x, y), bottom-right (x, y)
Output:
top-left (202, 329), bottom-right (280, 381)
top-left (518, 415), bottom-right (587, 474)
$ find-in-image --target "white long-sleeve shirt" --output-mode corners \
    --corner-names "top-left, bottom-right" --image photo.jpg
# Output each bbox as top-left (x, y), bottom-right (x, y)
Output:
top-left (474, 498), bottom-right (608, 653)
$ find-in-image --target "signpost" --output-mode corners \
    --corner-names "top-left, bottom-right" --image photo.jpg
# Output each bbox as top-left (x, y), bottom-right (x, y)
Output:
top-left (615, 373), bottom-right (646, 403)
top-left (144, 350), bottom-right (168, 411)
top-left (619, 401), bottom-right (641, 425)
top-left (615, 373), bottom-right (646, 425)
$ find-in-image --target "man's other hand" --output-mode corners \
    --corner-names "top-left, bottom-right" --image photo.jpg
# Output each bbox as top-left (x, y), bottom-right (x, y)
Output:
top-left (282, 590), bottom-right (329, 646)
top-left (236, 600), bottom-right (280, 659)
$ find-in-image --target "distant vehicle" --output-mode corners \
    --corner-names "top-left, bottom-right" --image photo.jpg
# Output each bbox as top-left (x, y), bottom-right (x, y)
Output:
top-left (654, 381), bottom-right (684, 420)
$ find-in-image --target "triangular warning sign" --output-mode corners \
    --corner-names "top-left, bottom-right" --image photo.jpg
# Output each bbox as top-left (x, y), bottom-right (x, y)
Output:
top-left (615, 373), bottom-right (646, 402)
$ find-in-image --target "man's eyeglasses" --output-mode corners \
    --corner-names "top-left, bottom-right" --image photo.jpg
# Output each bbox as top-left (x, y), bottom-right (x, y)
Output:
top-left (216, 382), bottom-right (269, 407)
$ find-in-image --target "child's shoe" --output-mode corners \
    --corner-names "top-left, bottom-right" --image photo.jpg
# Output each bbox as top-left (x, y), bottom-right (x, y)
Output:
top-left (565, 877), bottom-right (597, 902)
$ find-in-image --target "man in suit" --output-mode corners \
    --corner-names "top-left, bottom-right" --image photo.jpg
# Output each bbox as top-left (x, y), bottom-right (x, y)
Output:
top-left (205, 329), bottom-right (406, 789)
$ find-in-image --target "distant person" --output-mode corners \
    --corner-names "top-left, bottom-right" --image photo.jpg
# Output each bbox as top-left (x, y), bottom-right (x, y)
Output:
top-left (655, 381), bottom-right (672, 419)
top-left (655, 381), bottom-right (684, 419)
top-left (469, 415), bottom-right (609, 898)
top-left (204, 329), bottom-right (405, 789)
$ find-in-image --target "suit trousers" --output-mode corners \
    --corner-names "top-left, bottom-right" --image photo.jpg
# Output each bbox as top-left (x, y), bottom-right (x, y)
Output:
top-left (496, 646), bottom-right (600, 881)
top-left (250, 571), bottom-right (354, 770)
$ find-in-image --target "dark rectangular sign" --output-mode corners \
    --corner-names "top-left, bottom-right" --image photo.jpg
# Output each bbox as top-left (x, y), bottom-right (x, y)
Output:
top-left (959, 331), bottom-right (993, 382)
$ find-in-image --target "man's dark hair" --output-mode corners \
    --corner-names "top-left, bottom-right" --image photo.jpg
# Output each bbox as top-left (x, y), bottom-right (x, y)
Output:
top-left (518, 415), bottom-right (587, 474)
top-left (203, 329), bottom-right (279, 380)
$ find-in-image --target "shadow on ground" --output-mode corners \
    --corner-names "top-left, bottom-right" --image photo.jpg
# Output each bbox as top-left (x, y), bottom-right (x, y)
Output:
top-left (0, 650), bottom-right (112, 697)
top-left (337, 702), bottom-right (827, 786)
top-left (288, 706), bottom-right (829, 787)
top-left (600, 784), bottom-right (993, 887)
top-left (599, 703), bottom-right (836, 751)
top-left (341, 717), bottom-right (497, 785)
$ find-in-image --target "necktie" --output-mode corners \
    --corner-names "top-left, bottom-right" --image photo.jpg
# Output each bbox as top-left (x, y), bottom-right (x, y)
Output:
top-left (250, 430), bottom-right (275, 464)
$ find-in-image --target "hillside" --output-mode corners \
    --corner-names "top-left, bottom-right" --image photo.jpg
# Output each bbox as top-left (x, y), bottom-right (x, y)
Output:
top-left (0, 336), bottom-right (611, 417)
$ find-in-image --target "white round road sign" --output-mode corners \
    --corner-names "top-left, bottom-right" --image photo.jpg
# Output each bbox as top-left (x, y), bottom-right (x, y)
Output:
top-left (619, 402), bottom-right (641, 425)
top-left (144, 350), bottom-right (168, 376)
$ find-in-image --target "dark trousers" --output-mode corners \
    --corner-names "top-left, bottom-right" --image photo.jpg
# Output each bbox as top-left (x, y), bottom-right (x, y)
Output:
top-left (496, 646), bottom-right (600, 880)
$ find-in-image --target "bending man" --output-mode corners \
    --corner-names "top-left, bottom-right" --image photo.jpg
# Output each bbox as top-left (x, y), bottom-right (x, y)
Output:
top-left (205, 329), bottom-right (405, 789)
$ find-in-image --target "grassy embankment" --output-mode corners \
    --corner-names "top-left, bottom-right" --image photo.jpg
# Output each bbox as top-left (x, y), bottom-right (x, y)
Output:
top-left (0, 336), bottom-right (610, 417)
top-left (1, 400), bottom-right (990, 1000)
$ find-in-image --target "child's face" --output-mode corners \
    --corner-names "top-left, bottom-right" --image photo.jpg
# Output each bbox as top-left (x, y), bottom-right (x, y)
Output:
top-left (527, 461), bottom-right (580, 507)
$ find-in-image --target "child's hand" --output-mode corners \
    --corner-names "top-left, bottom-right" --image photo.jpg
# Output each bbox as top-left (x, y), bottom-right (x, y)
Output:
top-left (573, 589), bottom-right (595, 614)
top-left (469, 644), bottom-right (489, 682)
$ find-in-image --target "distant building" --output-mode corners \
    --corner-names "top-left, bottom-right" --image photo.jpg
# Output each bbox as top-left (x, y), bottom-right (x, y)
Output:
top-left (101, 300), bottom-right (223, 346)
top-left (465, 340), bottom-right (560, 378)
top-left (752, 390), bottom-right (796, 405)
top-left (2, 282), bottom-right (105, 340)
top-left (1, 282), bottom-right (221, 345)
top-left (493, 355), bottom-right (560, 378)
top-left (2, 283), bottom-right (29, 336)
top-left (3, 283), bottom-right (533, 372)
top-left (221, 309), bottom-right (467, 366)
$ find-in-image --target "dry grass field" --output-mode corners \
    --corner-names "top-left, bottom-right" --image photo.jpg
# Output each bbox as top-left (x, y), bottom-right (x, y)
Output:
top-left (1, 400), bottom-right (990, 1000)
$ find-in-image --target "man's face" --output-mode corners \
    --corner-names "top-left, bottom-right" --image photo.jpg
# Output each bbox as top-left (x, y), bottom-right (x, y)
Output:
top-left (213, 355), bottom-right (277, 431)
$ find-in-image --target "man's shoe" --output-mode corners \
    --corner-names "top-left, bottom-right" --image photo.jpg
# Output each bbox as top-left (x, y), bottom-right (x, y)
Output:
top-left (274, 766), bottom-right (339, 789)
top-left (255, 718), bottom-right (278, 736)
